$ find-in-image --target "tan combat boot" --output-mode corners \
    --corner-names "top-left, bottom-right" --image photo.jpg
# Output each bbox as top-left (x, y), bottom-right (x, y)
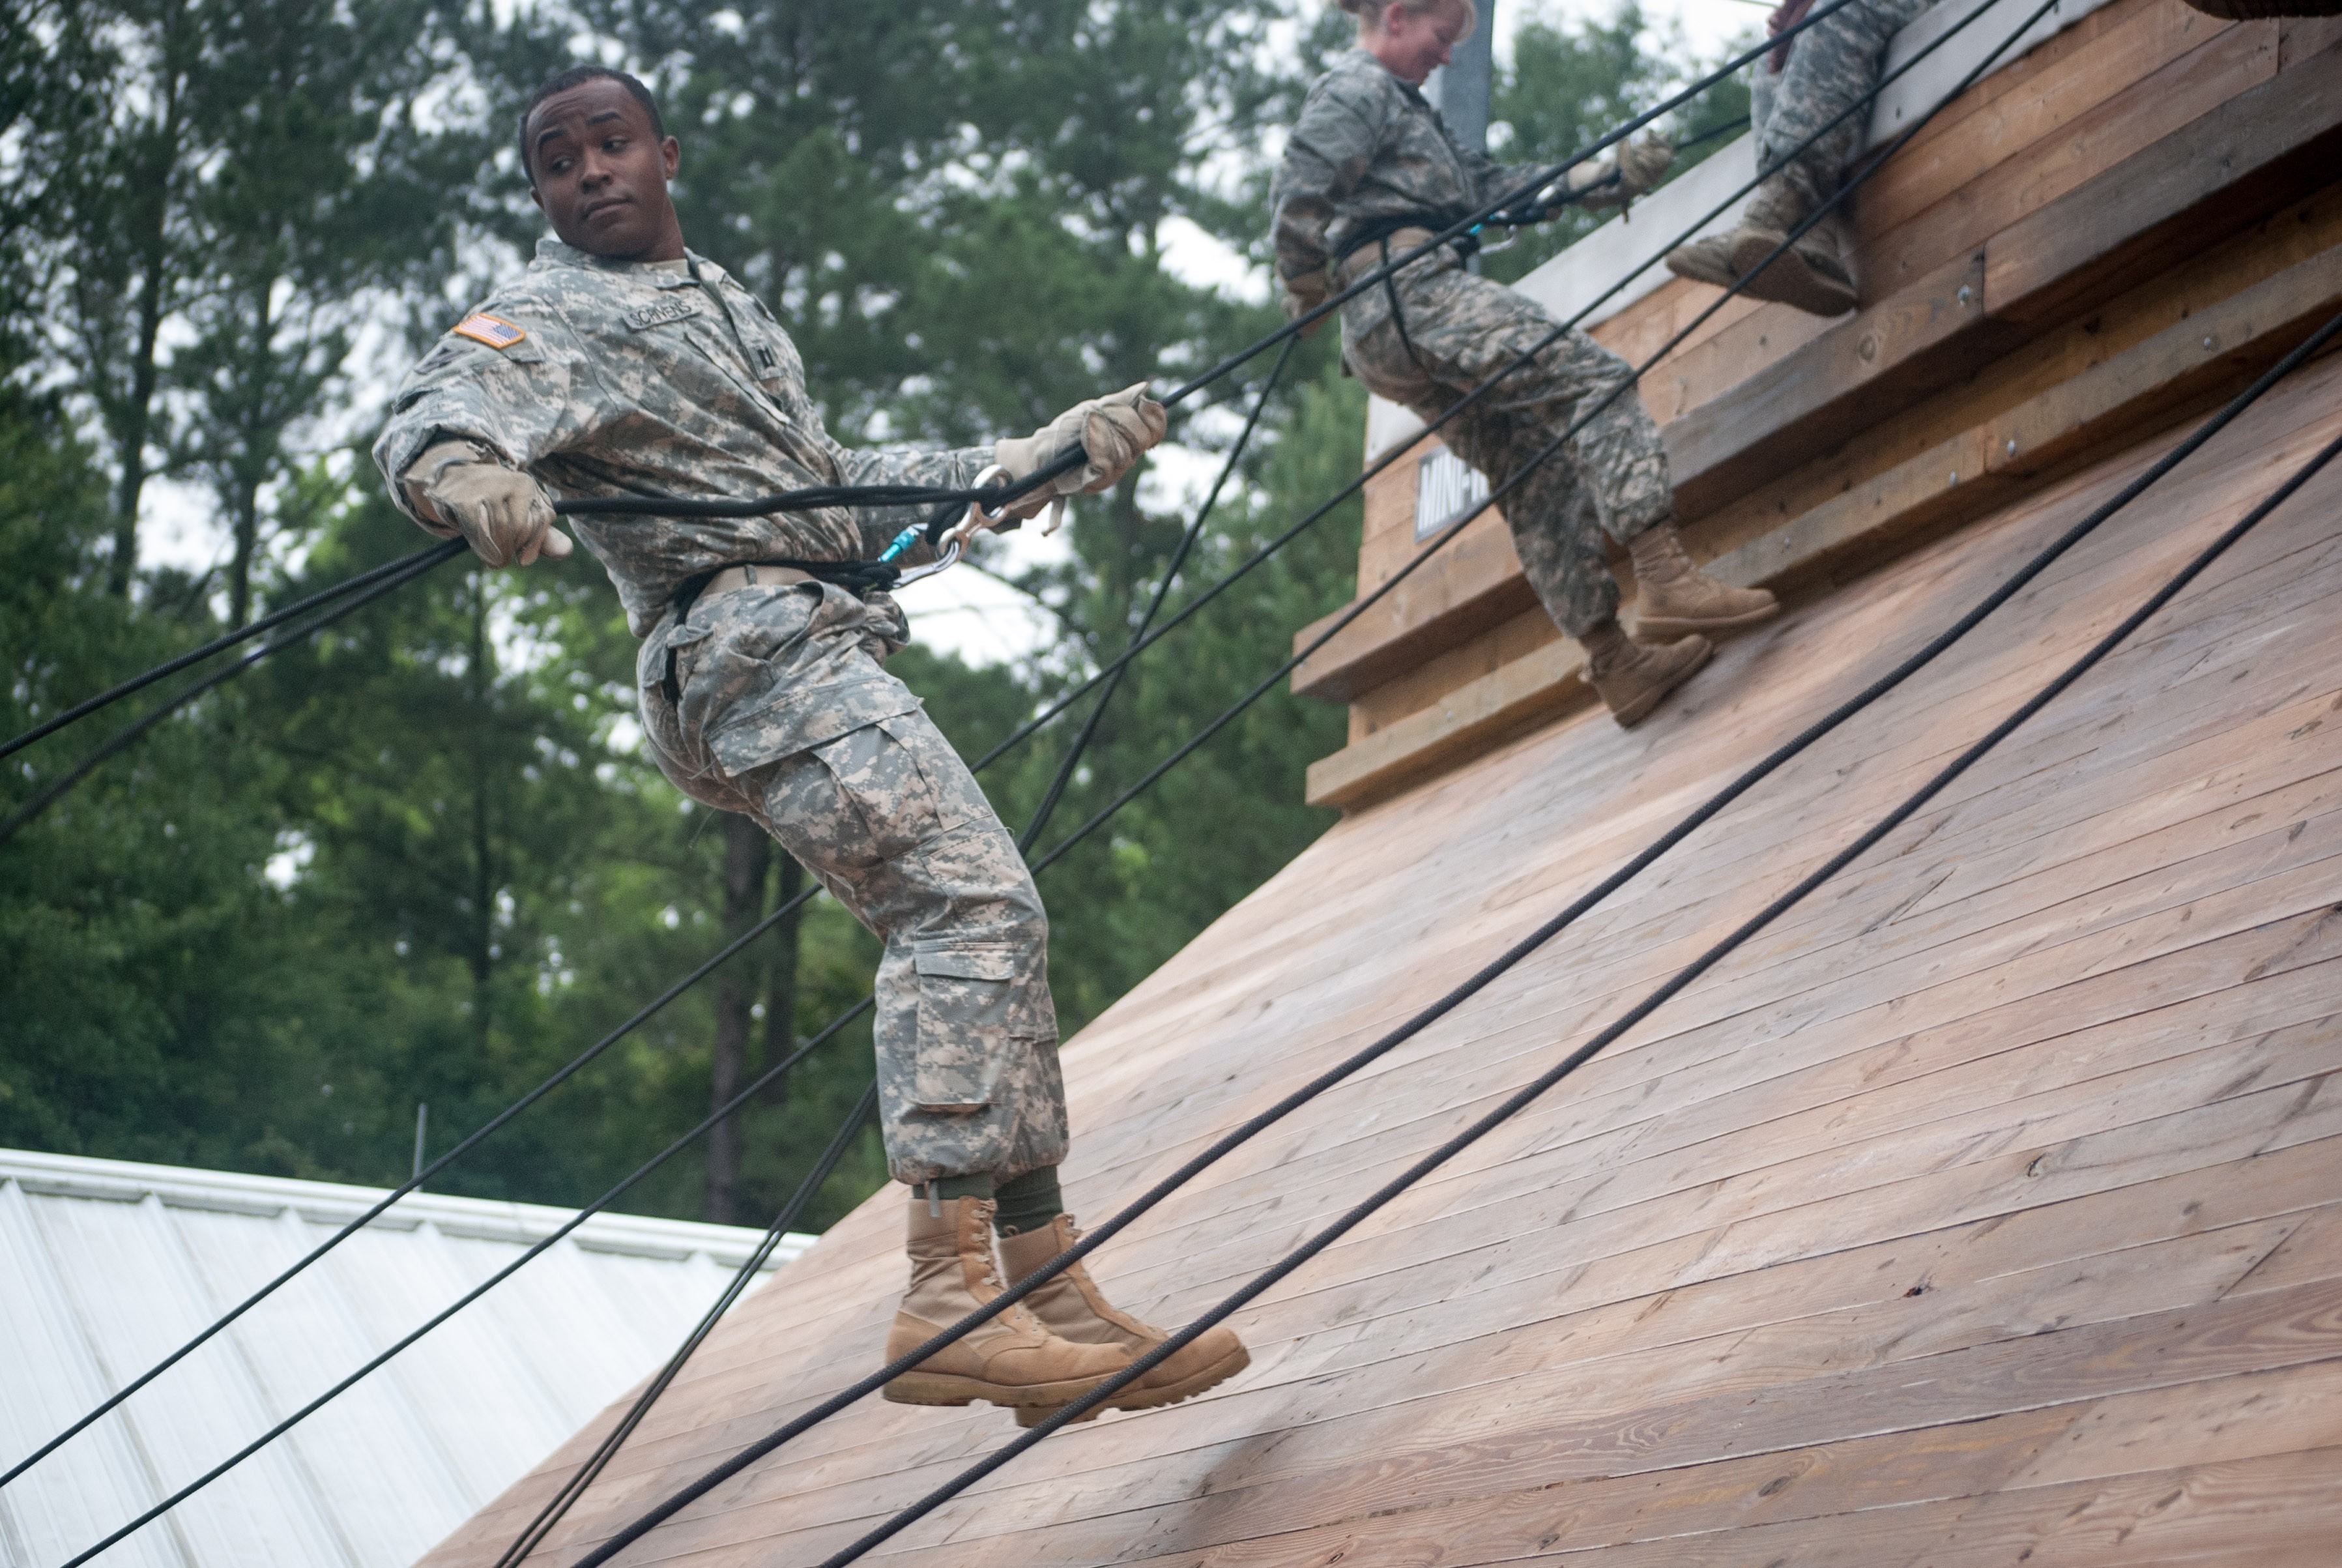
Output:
top-left (1727, 178), bottom-right (1857, 317)
top-left (882, 1196), bottom-right (1133, 1410)
top-left (1663, 233), bottom-right (1741, 291)
top-left (1628, 523), bottom-right (1780, 639)
top-left (997, 1215), bottom-right (1252, 1428)
top-left (1583, 620), bottom-right (1711, 729)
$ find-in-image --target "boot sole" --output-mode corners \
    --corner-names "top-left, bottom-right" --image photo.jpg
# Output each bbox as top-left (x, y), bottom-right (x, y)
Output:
top-left (1728, 231), bottom-right (1857, 317)
top-left (1011, 1343), bottom-right (1254, 1429)
top-left (882, 1368), bottom-right (1120, 1409)
top-left (1663, 250), bottom-right (1738, 291)
top-left (1632, 599), bottom-right (1780, 641)
top-left (1607, 639), bottom-right (1713, 729)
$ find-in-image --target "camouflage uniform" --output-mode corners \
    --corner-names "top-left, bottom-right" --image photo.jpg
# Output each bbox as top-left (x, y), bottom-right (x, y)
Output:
top-left (1271, 49), bottom-right (1674, 637)
top-left (1756, 0), bottom-right (1934, 211)
top-left (371, 238), bottom-right (1065, 1185)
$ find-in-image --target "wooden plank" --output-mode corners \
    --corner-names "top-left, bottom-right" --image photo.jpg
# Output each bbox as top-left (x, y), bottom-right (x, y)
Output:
top-left (1874, 15), bottom-right (2279, 295)
top-left (1986, 32), bottom-right (2341, 325)
top-left (618, 923), bottom-right (2342, 1509)
top-left (1989, 240), bottom-right (2342, 475)
top-left (1142, 521), bottom-right (2342, 1211)
top-left (1095, 1343), bottom-right (2342, 1567)
top-left (868, 1275), bottom-right (2342, 1566)
top-left (1193, 518), bottom-right (2342, 1213)
top-left (1291, 512), bottom-right (1540, 705)
top-left (1857, 1), bottom-right (2240, 247)
top-left (1666, 250), bottom-right (1997, 519)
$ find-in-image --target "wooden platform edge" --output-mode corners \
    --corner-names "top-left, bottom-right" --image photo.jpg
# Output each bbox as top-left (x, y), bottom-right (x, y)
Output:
top-left (1303, 242), bottom-right (2342, 811)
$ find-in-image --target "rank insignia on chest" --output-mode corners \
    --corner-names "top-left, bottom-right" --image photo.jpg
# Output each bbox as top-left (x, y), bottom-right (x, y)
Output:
top-left (625, 297), bottom-right (699, 330)
top-left (451, 313), bottom-right (527, 349)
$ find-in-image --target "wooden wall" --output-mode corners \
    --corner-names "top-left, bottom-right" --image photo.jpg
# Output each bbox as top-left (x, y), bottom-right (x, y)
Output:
top-left (421, 334), bottom-right (2342, 1568)
top-left (1299, 0), bottom-right (2342, 811)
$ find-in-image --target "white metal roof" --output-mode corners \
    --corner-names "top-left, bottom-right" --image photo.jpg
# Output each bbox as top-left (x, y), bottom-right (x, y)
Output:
top-left (0, 1148), bottom-right (813, 1568)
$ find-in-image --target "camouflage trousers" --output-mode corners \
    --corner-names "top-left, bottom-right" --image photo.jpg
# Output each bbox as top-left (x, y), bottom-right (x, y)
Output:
top-left (1341, 247), bottom-right (1673, 637)
top-left (637, 579), bottom-right (1067, 1186)
top-left (1755, 0), bottom-right (1934, 211)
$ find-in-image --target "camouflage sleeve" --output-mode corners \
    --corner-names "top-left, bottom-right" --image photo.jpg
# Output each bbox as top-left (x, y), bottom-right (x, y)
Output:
top-left (1271, 70), bottom-right (1392, 288)
top-left (369, 298), bottom-right (609, 529)
top-left (1474, 154), bottom-right (1552, 212)
top-left (817, 437), bottom-right (996, 559)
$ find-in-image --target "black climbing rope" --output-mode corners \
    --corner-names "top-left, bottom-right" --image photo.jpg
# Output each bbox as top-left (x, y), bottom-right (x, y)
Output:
top-left (490, 1083), bottom-right (881, 1568)
top-left (1019, 337), bottom-right (1299, 853)
top-left (0, 541), bottom-right (461, 846)
top-left (0, 539), bottom-right (467, 766)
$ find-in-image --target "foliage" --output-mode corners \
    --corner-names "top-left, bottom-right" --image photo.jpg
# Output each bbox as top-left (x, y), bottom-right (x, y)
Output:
top-left (1483, 3), bottom-right (1754, 285)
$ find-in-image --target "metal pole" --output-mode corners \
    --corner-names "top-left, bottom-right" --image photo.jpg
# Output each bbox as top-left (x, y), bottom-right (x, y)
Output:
top-left (412, 1103), bottom-right (429, 1185)
top-left (1427, 0), bottom-right (1495, 272)
top-left (1434, 0), bottom-right (1496, 152)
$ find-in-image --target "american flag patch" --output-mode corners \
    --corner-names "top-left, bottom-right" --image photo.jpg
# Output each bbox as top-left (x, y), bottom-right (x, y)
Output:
top-left (451, 313), bottom-right (526, 350)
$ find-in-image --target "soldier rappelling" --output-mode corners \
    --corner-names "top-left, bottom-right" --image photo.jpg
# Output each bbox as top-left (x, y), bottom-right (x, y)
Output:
top-left (371, 65), bottom-right (1248, 1426)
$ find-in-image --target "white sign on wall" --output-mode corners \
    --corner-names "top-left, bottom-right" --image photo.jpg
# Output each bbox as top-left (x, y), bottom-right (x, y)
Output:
top-left (1416, 447), bottom-right (1491, 542)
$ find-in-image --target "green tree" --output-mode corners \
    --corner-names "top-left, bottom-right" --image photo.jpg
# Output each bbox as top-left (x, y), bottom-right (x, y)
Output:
top-left (1484, 3), bottom-right (1754, 285)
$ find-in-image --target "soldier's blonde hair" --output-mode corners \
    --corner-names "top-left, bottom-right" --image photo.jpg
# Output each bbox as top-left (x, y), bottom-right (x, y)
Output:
top-left (1337, 0), bottom-right (1479, 41)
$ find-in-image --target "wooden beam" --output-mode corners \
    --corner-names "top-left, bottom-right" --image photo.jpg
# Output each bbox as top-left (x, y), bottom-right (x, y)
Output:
top-left (1666, 250), bottom-right (1996, 520)
top-left (1986, 37), bottom-right (2342, 325)
top-left (1305, 241), bottom-right (2342, 809)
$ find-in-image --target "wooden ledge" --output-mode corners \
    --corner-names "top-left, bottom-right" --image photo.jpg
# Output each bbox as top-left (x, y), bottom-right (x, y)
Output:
top-left (1290, 35), bottom-right (2342, 712)
top-left (1305, 240), bottom-right (2342, 811)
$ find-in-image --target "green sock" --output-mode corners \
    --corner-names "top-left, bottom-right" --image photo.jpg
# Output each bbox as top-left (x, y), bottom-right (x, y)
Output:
top-left (992, 1166), bottom-right (1063, 1236)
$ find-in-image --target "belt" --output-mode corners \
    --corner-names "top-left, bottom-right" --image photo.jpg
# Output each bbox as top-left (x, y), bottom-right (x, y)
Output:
top-left (700, 562), bottom-right (817, 600)
top-left (1335, 225), bottom-right (1436, 282)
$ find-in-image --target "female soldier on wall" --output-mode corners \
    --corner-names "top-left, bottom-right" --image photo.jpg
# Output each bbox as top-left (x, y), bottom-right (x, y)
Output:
top-left (1271, 0), bottom-right (1780, 727)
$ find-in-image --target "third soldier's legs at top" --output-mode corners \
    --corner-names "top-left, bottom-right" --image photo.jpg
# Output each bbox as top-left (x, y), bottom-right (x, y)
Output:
top-left (1342, 240), bottom-right (1776, 727)
top-left (1668, 0), bottom-right (1933, 316)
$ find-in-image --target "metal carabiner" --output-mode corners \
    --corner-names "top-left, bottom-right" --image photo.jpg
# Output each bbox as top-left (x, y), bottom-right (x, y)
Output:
top-left (892, 535), bottom-right (962, 587)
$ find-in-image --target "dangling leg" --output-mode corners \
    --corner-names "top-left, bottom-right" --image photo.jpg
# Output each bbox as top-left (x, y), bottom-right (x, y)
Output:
top-left (736, 710), bottom-right (1131, 1412)
top-left (1726, 0), bottom-right (1933, 315)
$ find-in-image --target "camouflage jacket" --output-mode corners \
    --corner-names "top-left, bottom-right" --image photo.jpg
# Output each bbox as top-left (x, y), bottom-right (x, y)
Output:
top-left (1269, 48), bottom-right (1544, 291)
top-left (371, 237), bottom-right (989, 637)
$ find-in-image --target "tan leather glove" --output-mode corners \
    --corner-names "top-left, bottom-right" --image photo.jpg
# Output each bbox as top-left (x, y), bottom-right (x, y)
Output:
top-left (405, 440), bottom-right (570, 568)
top-left (1566, 131), bottom-right (1675, 211)
top-left (993, 384), bottom-right (1169, 525)
top-left (1280, 267), bottom-right (1333, 339)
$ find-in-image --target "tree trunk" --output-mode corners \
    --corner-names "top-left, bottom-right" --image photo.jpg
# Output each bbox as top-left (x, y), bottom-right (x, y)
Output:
top-left (225, 276), bottom-right (273, 628)
top-left (759, 852), bottom-right (807, 1106)
top-left (107, 263), bottom-right (167, 594)
top-left (706, 811), bottom-right (773, 1223)
top-left (103, 31), bottom-right (189, 597)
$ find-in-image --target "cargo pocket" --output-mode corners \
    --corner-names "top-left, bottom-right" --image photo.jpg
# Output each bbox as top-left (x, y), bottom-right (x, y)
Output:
top-left (909, 941), bottom-right (1023, 1112)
